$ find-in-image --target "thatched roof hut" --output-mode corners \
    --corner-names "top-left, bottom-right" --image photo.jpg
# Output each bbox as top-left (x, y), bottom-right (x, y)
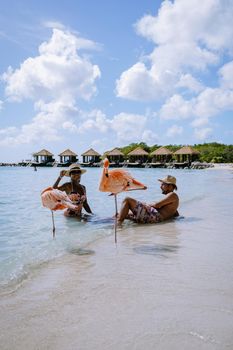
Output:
top-left (104, 148), bottom-right (124, 164)
top-left (127, 147), bottom-right (149, 156)
top-left (59, 149), bottom-right (77, 157)
top-left (107, 148), bottom-right (124, 156)
top-left (174, 146), bottom-right (200, 163)
top-left (33, 149), bottom-right (54, 157)
top-left (150, 147), bottom-right (173, 163)
top-left (150, 147), bottom-right (173, 156)
top-left (33, 149), bottom-right (54, 164)
top-left (81, 148), bottom-right (101, 163)
top-left (58, 149), bottom-right (77, 164)
top-left (127, 147), bottom-right (149, 163)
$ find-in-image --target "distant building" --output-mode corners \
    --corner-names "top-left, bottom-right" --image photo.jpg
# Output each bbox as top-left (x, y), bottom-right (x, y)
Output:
top-left (150, 147), bottom-right (173, 163)
top-left (33, 149), bottom-right (54, 165)
top-left (104, 148), bottom-right (124, 164)
top-left (58, 149), bottom-right (78, 164)
top-left (127, 147), bottom-right (149, 164)
top-left (174, 146), bottom-right (200, 164)
top-left (81, 148), bottom-right (101, 164)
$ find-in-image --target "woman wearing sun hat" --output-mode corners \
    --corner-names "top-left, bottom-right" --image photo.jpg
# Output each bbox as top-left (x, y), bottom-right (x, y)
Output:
top-left (53, 164), bottom-right (93, 217)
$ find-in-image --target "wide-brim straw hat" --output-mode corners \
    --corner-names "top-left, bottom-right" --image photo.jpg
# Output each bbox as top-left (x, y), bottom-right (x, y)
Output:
top-left (65, 163), bottom-right (86, 176)
top-left (158, 175), bottom-right (177, 190)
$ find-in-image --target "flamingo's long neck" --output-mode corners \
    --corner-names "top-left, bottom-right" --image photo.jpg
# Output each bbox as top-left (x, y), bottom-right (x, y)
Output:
top-left (104, 159), bottom-right (109, 177)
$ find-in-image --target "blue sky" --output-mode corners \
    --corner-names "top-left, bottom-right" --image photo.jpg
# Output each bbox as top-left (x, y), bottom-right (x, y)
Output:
top-left (0, 0), bottom-right (233, 162)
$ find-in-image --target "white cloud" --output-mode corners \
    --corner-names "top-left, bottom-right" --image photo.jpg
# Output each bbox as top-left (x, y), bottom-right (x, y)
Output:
top-left (166, 124), bottom-right (183, 137)
top-left (0, 100), bottom-right (77, 146)
top-left (0, 28), bottom-right (101, 146)
top-left (159, 94), bottom-right (193, 120)
top-left (0, 126), bottom-right (17, 135)
top-left (2, 29), bottom-right (100, 102)
top-left (62, 121), bottom-right (78, 132)
top-left (141, 129), bottom-right (159, 144)
top-left (77, 109), bottom-right (110, 133)
top-left (116, 0), bottom-right (233, 101)
top-left (194, 127), bottom-right (212, 141)
top-left (115, 0), bottom-right (233, 143)
top-left (176, 74), bottom-right (204, 93)
top-left (43, 21), bottom-right (66, 30)
top-left (219, 60), bottom-right (233, 89)
top-left (135, 0), bottom-right (233, 51)
top-left (191, 117), bottom-right (209, 128)
top-left (116, 62), bottom-right (174, 101)
top-left (194, 88), bottom-right (233, 118)
top-left (158, 87), bottom-right (233, 135)
top-left (111, 112), bottom-right (147, 142)
top-left (76, 111), bottom-right (153, 145)
top-left (40, 28), bottom-right (101, 52)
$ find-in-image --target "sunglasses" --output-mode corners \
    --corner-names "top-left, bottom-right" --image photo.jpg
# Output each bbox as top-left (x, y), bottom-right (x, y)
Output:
top-left (70, 171), bottom-right (81, 175)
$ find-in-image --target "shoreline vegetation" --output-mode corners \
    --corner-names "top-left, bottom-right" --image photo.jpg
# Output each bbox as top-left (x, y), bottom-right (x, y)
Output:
top-left (1, 142), bottom-right (233, 169)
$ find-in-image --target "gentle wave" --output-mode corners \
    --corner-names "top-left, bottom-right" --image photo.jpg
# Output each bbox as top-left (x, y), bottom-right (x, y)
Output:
top-left (0, 166), bottom-right (232, 290)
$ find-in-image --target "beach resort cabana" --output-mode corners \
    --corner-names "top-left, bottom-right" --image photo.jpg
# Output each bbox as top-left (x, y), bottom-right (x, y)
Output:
top-left (58, 149), bottom-right (78, 164)
top-left (127, 147), bottom-right (149, 164)
top-left (33, 149), bottom-right (54, 165)
top-left (173, 146), bottom-right (200, 165)
top-left (81, 148), bottom-right (101, 164)
top-left (105, 148), bottom-right (124, 164)
top-left (150, 147), bottom-right (173, 164)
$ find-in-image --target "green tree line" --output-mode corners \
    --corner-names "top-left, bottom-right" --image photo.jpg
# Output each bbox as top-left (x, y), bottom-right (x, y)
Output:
top-left (119, 142), bottom-right (233, 163)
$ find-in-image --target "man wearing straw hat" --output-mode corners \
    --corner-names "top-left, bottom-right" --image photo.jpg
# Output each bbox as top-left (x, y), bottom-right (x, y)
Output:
top-left (118, 175), bottom-right (179, 225)
top-left (53, 164), bottom-right (93, 217)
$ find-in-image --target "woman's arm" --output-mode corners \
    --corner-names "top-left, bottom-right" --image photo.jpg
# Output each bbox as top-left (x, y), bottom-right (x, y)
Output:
top-left (82, 185), bottom-right (93, 214)
top-left (83, 201), bottom-right (93, 214)
top-left (53, 170), bottom-right (66, 189)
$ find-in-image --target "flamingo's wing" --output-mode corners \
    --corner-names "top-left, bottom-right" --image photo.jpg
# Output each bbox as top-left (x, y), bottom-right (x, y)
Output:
top-left (41, 188), bottom-right (77, 211)
top-left (99, 169), bottom-right (130, 194)
top-left (52, 203), bottom-right (68, 210)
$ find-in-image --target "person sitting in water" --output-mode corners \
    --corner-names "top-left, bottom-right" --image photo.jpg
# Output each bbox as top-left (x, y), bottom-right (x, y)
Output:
top-left (117, 175), bottom-right (179, 225)
top-left (53, 164), bottom-right (93, 217)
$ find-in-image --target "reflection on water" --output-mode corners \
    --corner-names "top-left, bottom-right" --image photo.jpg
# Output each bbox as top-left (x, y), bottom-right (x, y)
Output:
top-left (133, 244), bottom-right (179, 257)
top-left (178, 216), bottom-right (202, 223)
top-left (1, 166), bottom-right (233, 287)
top-left (67, 248), bottom-right (95, 256)
top-left (89, 216), bottom-right (114, 225)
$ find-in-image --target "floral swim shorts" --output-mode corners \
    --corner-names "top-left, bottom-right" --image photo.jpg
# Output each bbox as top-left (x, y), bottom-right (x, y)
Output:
top-left (131, 201), bottom-right (161, 224)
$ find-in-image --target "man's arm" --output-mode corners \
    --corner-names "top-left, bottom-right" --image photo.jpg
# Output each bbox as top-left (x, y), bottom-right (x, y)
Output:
top-left (149, 192), bottom-right (176, 209)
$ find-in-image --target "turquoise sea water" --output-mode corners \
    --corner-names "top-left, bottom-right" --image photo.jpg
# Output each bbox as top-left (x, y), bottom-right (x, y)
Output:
top-left (0, 166), bottom-right (233, 291)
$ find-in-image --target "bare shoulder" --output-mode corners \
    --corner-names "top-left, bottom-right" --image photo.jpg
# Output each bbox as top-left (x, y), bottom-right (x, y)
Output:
top-left (58, 182), bottom-right (71, 193)
top-left (167, 192), bottom-right (179, 200)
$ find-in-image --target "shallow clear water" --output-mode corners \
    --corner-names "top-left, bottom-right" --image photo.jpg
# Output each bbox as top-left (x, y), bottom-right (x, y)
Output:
top-left (0, 166), bottom-right (233, 291)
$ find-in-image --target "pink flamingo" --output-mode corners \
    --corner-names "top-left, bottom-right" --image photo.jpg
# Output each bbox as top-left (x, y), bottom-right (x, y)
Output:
top-left (99, 158), bottom-right (147, 243)
top-left (41, 187), bottom-right (78, 237)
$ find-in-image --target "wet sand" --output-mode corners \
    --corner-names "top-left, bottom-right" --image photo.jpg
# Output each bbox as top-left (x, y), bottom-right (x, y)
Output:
top-left (1, 215), bottom-right (233, 350)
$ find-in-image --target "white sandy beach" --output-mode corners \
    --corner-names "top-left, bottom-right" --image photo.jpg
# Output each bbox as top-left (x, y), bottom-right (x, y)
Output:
top-left (1, 214), bottom-right (233, 350)
top-left (209, 163), bottom-right (233, 170)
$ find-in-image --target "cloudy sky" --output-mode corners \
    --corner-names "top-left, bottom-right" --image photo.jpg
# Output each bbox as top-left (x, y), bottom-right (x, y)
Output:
top-left (0, 0), bottom-right (233, 162)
